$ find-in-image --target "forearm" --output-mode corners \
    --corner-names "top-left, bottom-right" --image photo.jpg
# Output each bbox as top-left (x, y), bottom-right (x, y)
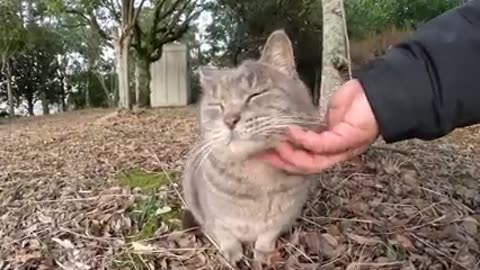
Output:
top-left (355, 1), bottom-right (480, 143)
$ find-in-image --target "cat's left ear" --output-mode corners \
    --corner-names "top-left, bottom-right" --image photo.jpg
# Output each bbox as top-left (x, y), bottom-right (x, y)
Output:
top-left (259, 29), bottom-right (296, 77)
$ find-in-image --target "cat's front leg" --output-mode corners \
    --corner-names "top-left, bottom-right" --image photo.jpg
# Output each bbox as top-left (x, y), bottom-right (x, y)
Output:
top-left (254, 230), bottom-right (281, 264)
top-left (209, 227), bottom-right (244, 265)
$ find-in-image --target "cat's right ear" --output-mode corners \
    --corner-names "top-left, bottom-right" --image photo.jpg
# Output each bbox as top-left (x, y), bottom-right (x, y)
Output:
top-left (198, 65), bottom-right (221, 91)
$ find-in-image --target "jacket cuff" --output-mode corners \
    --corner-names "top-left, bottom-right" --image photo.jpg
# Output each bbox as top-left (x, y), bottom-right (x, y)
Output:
top-left (354, 52), bottom-right (432, 143)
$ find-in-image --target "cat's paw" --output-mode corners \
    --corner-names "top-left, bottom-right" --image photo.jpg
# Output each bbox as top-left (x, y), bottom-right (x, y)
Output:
top-left (221, 245), bottom-right (244, 265)
top-left (253, 249), bottom-right (273, 265)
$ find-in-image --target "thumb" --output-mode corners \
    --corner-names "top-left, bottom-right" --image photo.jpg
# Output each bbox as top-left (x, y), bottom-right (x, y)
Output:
top-left (288, 122), bottom-right (368, 154)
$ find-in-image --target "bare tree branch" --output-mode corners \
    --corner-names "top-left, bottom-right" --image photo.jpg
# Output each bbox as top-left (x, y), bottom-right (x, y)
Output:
top-left (65, 8), bottom-right (110, 41)
top-left (157, 0), bottom-right (186, 26)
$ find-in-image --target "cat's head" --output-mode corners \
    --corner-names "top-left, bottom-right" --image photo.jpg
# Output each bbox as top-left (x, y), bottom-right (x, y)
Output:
top-left (198, 30), bottom-right (318, 160)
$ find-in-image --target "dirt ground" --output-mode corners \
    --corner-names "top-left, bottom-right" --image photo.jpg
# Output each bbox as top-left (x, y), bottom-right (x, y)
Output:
top-left (0, 107), bottom-right (479, 270)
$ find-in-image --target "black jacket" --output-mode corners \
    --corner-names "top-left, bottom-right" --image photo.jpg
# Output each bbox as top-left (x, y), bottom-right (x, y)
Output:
top-left (356, 0), bottom-right (480, 143)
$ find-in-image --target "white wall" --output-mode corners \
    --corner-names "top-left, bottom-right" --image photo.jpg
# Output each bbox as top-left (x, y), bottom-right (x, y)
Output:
top-left (150, 43), bottom-right (190, 107)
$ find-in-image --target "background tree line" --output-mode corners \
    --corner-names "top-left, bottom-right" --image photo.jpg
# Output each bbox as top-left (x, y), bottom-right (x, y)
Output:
top-left (0, 0), bottom-right (463, 118)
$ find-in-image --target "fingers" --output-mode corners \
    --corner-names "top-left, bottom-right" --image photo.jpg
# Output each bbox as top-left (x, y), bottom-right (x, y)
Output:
top-left (272, 141), bottom-right (358, 174)
top-left (287, 123), bottom-right (368, 155)
top-left (254, 148), bottom-right (310, 174)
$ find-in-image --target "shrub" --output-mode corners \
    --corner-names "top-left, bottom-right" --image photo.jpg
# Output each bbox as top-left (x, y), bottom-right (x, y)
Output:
top-left (350, 26), bottom-right (413, 66)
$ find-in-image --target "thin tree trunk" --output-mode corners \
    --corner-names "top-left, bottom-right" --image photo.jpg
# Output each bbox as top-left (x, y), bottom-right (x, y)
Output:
top-left (134, 61), bottom-right (139, 106)
top-left (313, 69), bottom-right (320, 106)
top-left (319, 0), bottom-right (348, 118)
top-left (6, 60), bottom-right (14, 118)
top-left (41, 91), bottom-right (49, 115)
top-left (1, 56), bottom-right (14, 118)
top-left (26, 96), bottom-right (34, 116)
top-left (94, 72), bottom-right (115, 107)
top-left (135, 56), bottom-right (151, 108)
top-left (116, 36), bottom-right (131, 110)
top-left (59, 75), bottom-right (66, 112)
top-left (85, 76), bottom-right (90, 107)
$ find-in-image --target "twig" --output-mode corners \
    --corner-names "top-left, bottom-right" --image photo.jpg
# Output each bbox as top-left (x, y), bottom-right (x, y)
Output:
top-left (348, 261), bottom-right (405, 267)
top-left (310, 216), bottom-right (375, 224)
top-left (411, 234), bottom-right (471, 269)
top-left (149, 151), bottom-right (186, 207)
top-left (370, 145), bottom-right (411, 155)
top-left (7, 194), bottom-right (132, 206)
top-left (59, 227), bottom-right (114, 244)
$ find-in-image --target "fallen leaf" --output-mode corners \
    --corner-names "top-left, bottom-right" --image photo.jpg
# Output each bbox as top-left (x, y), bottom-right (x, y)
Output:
top-left (15, 250), bottom-right (42, 264)
top-left (314, 233), bottom-right (338, 259)
top-left (131, 241), bottom-right (156, 252)
top-left (321, 233), bottom-right (338, 247)
top-left (390, 234), bottom-right (415, 251)
top-left (51, 237), bottom-right (75, 250)
top-left (462, 216), bottom-right (478, 235)
top-left (347, 233), bottom-right (381, 246)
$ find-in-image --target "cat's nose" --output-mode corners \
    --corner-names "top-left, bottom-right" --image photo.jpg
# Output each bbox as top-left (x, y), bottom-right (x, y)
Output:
top-left (223, 112), bottom-right (241, 129)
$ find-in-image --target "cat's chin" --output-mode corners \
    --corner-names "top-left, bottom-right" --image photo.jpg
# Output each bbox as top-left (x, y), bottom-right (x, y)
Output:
top-left (226, 139), bottom-right (271, 161)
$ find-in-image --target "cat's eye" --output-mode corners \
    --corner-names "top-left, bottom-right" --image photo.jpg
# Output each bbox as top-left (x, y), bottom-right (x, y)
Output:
top-left (207, 103), bottom-right (224, 111)
top-left (246, 89), bottom-right (270, 104)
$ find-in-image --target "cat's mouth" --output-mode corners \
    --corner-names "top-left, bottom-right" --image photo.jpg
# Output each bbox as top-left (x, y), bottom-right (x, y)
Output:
top-left (225, 134), bottom-right (273, 160)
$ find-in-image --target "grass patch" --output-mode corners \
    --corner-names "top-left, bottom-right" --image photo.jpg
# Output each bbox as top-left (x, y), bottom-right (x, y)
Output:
top-left (129, 197), bottom-right (182, 241)
top-left (118, 169), bottom-right (177, 193)
top-left (117, 168), bottom-right (182, 242)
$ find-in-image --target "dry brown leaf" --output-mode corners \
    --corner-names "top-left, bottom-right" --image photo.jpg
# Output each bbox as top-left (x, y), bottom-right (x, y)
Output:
top-left (462, 216), bottom-right (478, 235)
top-left (347, 233), bottom-right (381, 246)
top-left (15, 250), bottom-right (43, 264)
top-left (321, 233), bottom-right (338, 247)
top-left (302, 232), bottom-right (322, 253)
top-left (131, 241), bottom-right (156, 252)
top-left (391, 234), bottom-right (415, 251)
top-left (52, 237), bottom-right (75, 250)
top-left (2, 107), bottom-right (480, 270)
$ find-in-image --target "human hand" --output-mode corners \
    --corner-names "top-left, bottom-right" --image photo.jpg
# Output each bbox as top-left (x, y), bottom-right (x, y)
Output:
top-left (257, 79), bottom-right (380, 174)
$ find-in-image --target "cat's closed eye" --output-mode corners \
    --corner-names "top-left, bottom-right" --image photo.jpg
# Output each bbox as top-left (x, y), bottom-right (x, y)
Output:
top-left (246, 89), bottom-right (270, 104)
top-left (207, 103), bottom-right (224, 111)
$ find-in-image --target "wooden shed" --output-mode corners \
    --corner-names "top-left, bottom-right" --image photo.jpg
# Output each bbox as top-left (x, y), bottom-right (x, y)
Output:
top-left (150, 43), bottom-right (191, 107)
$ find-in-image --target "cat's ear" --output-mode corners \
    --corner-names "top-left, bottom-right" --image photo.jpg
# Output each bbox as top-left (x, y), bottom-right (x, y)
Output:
top-left (198, 65), bottom-right (222, 91)
top-left (259, 29), bottom-right (296, 77)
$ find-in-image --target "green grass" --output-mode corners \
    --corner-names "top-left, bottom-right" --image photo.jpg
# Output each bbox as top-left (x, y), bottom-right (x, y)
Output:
top-left (118, 169), bottom-right (176, 193)
top-left (116, 169), bottom-right (182, 242)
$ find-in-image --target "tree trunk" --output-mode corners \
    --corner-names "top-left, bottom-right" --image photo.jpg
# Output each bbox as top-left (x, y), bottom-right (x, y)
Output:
top-left (85, 76), bottom-right (90, 107)
top-left (1, 56), bottom-right (14, 118)
top-left (135, 56), bottom-right (151, 108)
top-left (60, 77), bottom-right (66, 112)
top-left (41, 91), bottom-right (49, 115)
top-left (312, 69), bottom-right (320, 106)
top-left (115, 36), bottom-right (131, 110)
top-left (319, 0), bottom-right (348, 118)
top-left (26, 96), bottom-right (34, 116)
top-left (94, 72), bottom-right (115, 107)
top-left (6, 60), bottom-right (14, 118)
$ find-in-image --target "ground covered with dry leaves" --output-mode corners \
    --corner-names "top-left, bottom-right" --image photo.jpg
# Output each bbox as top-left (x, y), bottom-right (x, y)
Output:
top-left (0, 107), bottom-right (479, 270)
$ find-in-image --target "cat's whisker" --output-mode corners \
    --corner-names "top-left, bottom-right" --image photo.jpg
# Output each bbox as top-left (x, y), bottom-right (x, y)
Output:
top-left (185, 133), bottom-right (226, 170)
top-left (248, 120), bottom-right (319, 137)
top-left (250, 116), bottom-right (321, 129)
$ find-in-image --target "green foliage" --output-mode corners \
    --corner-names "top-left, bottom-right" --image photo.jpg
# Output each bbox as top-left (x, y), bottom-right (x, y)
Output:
top-left (118, 169), bottom-right (181, 241)
top-left (68, 70), bottom-right (117, 108)
top-left (118, 169), bottom-right (175, 194)
top-left (345, 0), bottom-right (463, 38)
top-left (203, 0), bottom-right (322, 66)
top-left (0, 0), bottom-right (25, 59)
top-left (198, 0), bottom-right (322, 102)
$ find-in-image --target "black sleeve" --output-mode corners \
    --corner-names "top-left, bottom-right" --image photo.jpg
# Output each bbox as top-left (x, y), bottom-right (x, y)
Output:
top-left (354, 1), bottom-right (480, 143)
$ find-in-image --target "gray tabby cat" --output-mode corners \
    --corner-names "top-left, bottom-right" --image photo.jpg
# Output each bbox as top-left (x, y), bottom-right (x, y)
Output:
top-left (181, 30), bottom-right (320, 265)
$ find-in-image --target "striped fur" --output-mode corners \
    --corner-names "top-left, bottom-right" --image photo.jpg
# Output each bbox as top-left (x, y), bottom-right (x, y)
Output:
top-left (181, 30), bottom-right (320, 265)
